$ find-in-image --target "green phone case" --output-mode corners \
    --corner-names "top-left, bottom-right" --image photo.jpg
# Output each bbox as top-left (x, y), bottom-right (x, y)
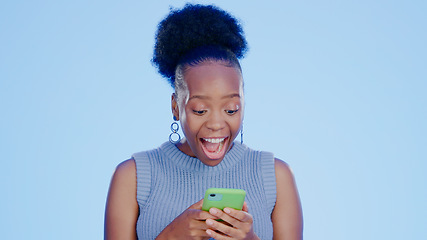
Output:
top-left (202, 188), bottom-right (246, 211)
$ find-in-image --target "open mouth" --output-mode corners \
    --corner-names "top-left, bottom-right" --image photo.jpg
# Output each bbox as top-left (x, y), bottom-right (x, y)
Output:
top-left (200, 137), bottom-right (229, 160)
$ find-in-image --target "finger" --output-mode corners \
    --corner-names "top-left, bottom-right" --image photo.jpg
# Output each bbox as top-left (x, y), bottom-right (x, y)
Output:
top-left (210, 207), bottom-right (252, 225)
top-left (191, 209), bottom-right (216, 221)
top-left (208, 208), bottom-right (241, 228)
top-left (206, 228), bottom-right (232, 240)
top-left (242, 201), bottom-right (249, 212)
top-left (189, 229), bottom-right (213, 239)
top-left (189, 217), bottom-right (214, 230)
top-left (223, 207), bottom-right (253, 223)
top-left (206, 218), bottom-right (238, 239)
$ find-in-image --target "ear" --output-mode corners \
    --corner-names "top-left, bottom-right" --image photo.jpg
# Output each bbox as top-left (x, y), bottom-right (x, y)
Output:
top-left (171, 93), bottom-right (180, 121)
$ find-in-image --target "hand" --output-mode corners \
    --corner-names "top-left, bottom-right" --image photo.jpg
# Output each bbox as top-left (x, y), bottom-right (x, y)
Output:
top-left (205, 202), bottom-right (260, 240)
top-left (156, 199), bottom-right (214, 240)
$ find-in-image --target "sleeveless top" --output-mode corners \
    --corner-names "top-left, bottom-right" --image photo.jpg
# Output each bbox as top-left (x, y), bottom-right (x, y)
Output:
top-left (133, 141), bottom-right (276, 239)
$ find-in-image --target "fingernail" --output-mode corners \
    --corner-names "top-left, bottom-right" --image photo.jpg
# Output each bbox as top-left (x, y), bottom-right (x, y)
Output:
top-left (206, 219), bottom-right (214, 226)
top-left (224, 208), bottom-right (231, 214)
top-left (209, 208), bottom-right (218, 215)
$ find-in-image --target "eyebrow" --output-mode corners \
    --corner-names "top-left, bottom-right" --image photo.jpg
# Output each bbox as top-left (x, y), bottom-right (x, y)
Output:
top-left (188, 93), bottom-right (241, 101)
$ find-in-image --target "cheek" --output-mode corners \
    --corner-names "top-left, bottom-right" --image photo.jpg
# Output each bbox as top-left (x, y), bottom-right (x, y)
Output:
top-left (231, 113), bottom-right (243, 134)
top-left (181, 113), bottom-right (201, 137)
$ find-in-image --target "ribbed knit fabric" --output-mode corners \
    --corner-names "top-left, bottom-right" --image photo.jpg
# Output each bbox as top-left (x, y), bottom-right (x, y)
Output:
top-left (133, 141), bottom-right (276, 240)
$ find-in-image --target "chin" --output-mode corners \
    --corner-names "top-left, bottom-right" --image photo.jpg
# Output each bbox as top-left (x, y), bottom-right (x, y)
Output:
top-left (201, 158), bottom-right (223, 167)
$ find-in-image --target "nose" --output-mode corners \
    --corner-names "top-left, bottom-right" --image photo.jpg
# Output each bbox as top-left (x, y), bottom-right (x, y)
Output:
top-left (205, 111), bottom-right (225, 131)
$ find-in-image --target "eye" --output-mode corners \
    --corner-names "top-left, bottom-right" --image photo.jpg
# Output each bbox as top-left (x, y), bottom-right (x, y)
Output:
top-left (192, 110), bottom-right (207, 115)
top-left (225, 109), bottom-right (239, 115)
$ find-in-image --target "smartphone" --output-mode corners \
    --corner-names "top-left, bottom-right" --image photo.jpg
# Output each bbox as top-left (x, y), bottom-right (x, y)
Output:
top-left (202, 188), bottom-right (246, 211)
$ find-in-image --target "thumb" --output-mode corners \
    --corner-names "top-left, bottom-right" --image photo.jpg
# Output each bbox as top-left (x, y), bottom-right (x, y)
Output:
top-left (189, 199), bottom-right (204, 210)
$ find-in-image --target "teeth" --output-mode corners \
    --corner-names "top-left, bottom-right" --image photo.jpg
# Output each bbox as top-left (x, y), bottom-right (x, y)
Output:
top-left (203, 138), bottom-right (225, 143)
top-left (216, 141), bottom-right (224, 154)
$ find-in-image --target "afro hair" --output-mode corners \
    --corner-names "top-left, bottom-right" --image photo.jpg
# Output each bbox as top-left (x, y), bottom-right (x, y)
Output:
top-left (152, 4), bottom-right (248, 86)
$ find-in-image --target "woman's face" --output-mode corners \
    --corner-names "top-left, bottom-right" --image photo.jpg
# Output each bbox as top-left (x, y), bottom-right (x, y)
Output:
top-left (173, 62), bottom-right (244, 166)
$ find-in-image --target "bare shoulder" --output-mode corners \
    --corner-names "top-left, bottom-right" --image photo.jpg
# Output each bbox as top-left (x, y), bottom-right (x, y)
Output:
top-left (272, 158), bottom-right (303, 240)
top-left (107, 158), bottom-right (137, 207)
top-left (107, 159), bottom-right (137, 196)
top-left (274, 158), bottom-right (292, 179)
top-left (273, 158), bottom-right (299, 205)
top-left (114, 159), bottom-right (137, 181)
top-left (274, 158), bottom-right (299, 188)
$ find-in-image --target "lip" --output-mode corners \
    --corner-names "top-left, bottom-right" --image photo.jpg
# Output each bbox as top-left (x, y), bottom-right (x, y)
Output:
top-left (199, 136), bottom-right (229, 160)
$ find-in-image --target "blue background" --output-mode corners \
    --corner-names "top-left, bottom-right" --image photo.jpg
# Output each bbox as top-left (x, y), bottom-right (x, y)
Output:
top-left (1, 0), bottom-right (425, 239)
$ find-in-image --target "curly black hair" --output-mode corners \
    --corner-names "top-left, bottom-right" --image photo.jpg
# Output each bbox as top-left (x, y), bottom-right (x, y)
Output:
top-left (152, 4), bottom-right (248, 87)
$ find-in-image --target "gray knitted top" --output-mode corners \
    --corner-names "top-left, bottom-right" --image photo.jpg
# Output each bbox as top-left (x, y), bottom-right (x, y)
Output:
top-left (133, 141), bottom-right (276, 239)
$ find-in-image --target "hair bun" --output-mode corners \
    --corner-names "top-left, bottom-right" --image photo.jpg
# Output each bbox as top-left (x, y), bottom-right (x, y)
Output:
top-left (152, 4), bottom-right (248, 82)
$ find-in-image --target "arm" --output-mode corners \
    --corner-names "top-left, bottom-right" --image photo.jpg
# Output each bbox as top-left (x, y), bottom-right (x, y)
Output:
top-left (272, 158), bottom-right (303, 240)
top-left (105, 159), bottom-right (214, 240)
top-left (104, 159), bottom-right (139, 240)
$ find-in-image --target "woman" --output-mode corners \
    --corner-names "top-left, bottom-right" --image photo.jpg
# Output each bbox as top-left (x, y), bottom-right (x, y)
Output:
top-left (105, 4), bottom-right (303, 240)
